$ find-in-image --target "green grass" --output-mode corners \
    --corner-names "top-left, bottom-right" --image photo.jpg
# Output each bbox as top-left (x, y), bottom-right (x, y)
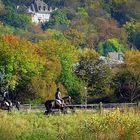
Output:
top-left (0, 108), bottom-right (140, 140)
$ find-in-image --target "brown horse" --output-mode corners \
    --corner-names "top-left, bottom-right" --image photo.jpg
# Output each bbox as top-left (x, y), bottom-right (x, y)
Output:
top-left (44, 96), bottom-right (74, 115)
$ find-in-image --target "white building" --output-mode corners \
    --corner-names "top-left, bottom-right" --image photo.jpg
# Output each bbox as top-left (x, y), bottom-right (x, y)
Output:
top-left (108, 52), bottom-right (124, 62)
top-left (99, 52), bottom-right (124, 67)
top-left (17, 0), bottom-right (56, 24)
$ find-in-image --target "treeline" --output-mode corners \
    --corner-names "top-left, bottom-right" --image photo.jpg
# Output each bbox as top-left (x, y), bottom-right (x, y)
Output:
top-left (0, 0), bottom-right (139, 103)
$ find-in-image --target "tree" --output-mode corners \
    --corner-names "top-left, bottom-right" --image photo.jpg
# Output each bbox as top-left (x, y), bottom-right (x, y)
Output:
top-left (75, 49), bottom-right (112, 99)
top-left (113, 69), bottom-right (140, 102)
top-left (34, 29), bottom-right (65, 42)
top-left (38, 38), bottom-right (84, 102)
top-left (125, 50), bottom-right (140, 74)
top-left (85, 17), bottom-right (128, 49)
top-left (112, 50), bottom-right (140, 102)
top-left (0, 5), bottom-right (31, 29)
top-left (97, 38), bottom-right (125, 56)
top-left (76, 7), bottom-right (88, 18)
top-left (102, 0), bottom-right (140, 25)
top-left (123, 21), bottom-right (140, 49)
top-left (0, 35), bottom-right (45, 90)
top-left (0, 0), bottom-right (4, 12)
top-left (64, 28), bottom-right (85, 48)
top-left (43, 10), bottom-right (70, 30)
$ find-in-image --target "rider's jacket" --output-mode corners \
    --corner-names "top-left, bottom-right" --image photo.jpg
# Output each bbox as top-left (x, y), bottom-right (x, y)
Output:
top-left (4, 91), bottom-right (10, 100)
top-left (3, 91), bottom-right (12, 106)
top-left (55, 91), bottom-right (61, 100)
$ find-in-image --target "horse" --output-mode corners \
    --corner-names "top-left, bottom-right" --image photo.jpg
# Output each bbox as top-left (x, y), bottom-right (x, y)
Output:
top-left (0, 100), bottom-right (20, 111)
top-left (44, 96), bottom-right (74, 115)
top-left (12, 100), bottom-right (20, 110)
top-left (0, 89), bottom-right (20, 111)
top-left (0, 100), bottom-right (12, 111)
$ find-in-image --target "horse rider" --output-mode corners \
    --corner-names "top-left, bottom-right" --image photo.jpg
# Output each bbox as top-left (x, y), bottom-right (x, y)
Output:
top-left (55, 88), bottom-right (64, 107)
top-left (3, 89), bottom-right (12, 107)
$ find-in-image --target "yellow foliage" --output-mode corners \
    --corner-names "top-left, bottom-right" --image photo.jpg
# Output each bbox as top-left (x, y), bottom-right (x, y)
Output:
top-left (79, 48), bottom-right (99, 59)
top-left (64, 28), bottom-right (85, 47)
top-left (125, 50), bottom-right (140, 74)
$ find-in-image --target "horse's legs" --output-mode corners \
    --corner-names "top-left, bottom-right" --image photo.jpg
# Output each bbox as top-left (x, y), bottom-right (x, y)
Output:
top-left (15, 102), bottom-right (20, 110)
top-left (61, 107), bottom-right (67, 114)
top-left (44, 110), bottom-right (49, 115)
top-left (7, 105), bottom-right (11, 112)
top-left (45, 104), bottom-right (53, 115)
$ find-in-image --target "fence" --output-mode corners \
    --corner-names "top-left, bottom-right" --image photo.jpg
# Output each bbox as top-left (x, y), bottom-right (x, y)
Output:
top-left (19, 102), bottom-right (139, 112)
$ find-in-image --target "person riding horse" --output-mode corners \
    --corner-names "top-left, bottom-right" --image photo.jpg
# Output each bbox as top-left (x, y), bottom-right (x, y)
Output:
top-left (44, 88), bottom-right (75, 115)
top-left (55, 88), bottom-right (65, 107)
top-left (0, 86), bottom-right (20, 111)
top-left (3, 90), bottom-right (12, 107)
top-left (44, 95), bottom-right (73, 115)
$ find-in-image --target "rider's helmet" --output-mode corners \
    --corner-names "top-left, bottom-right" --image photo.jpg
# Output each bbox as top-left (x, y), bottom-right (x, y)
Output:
top-left (57, 88), bottom-right (60, 92)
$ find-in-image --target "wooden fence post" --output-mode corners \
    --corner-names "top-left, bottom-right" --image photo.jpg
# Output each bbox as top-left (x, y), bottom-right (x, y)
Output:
top-left (27, 104), bottom-right (31, 113)
top-left (99, 102), bottom-right (103, 114)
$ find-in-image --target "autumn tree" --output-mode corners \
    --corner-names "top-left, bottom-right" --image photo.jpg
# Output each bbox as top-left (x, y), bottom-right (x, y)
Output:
top-left (125, 50), bottom-right (140, 74)
top-left (35, 38), bottom-right (84, 102)
top-left (0, 35), bottom-right (45, 93)
top-left (64, 28), bottom-right (85, 48)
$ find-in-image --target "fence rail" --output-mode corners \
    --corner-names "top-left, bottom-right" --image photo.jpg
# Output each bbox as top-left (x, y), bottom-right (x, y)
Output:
top-left (19, 102), bottom-right (139, 111)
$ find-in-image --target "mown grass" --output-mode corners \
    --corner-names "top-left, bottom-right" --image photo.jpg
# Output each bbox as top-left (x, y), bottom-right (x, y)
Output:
top-left (0, 108), bottom-right (140, 140)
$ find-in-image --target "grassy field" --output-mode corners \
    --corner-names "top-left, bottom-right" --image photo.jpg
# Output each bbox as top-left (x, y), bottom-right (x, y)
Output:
top-left (0, 108), bottom-right (140, 140)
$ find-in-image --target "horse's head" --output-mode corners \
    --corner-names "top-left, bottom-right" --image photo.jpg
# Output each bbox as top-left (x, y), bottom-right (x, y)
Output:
top-left (63, 96), bottom-right (72, 105)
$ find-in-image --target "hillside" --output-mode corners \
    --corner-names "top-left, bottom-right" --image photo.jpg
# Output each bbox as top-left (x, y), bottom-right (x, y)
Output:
top-left (0, 0), bottom-right (139, 104)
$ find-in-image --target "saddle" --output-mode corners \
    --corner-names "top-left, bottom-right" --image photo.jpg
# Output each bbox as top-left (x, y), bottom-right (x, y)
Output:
top-left (4, 100), bottom-right (12, 107)
top-left (55, 99), bottom-right (64, 107)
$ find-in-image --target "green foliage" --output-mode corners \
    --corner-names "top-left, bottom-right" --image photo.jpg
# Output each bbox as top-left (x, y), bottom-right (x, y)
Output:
top-left (38, 38), bottom-right (84, 101)
top-left (52, 10), bottom-right (70, 25)
top-left (101, 0), bottom-right (140, 24)
top-left (34, 29), bottom-right (65, 42)
top-left (0, 22), bottom-right (27, 37)
top-left (113, 69), bottom-right (140, 102)
top-left (0, 4), bottom-right (31, 29)
top-left (124, 22), bottom-right (140, 49)
top-left (76, 7), bottom-right (88, 17)
top-left (44, 0), bottom-right (64, 7)
top-left (123, 21), bottom-right (136, 34)
top-left (76, 54), bottom-right (113, 98)
top-left (28, 98), bottom-right (43, 105)
top-left (97, 38), bottom-right (125, 56)
top-left (43, 10), bottom-right (70, 30)
top-left (123, 21), bottom-right (136, 43)
top-left (0, 35), bottom-right (45, 90)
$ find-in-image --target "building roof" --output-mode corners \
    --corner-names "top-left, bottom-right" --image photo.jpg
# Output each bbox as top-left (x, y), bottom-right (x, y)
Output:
top-left (17, 0), bottom-right (52, 14)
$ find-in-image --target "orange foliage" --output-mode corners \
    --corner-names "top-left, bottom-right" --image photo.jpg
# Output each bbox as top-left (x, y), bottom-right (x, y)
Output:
top-left (2, 34), bottom-right (19, 43)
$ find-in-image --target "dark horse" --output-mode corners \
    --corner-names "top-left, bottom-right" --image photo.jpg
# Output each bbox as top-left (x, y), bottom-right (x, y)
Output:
top-left (0, 88), bottom-right (20, 111)
top-left (44, 96), bottom-right (74, 115)
top-left (0, 100), bottom-right (12, 111)
top-left (0, 100), bottom-right (20, 111)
